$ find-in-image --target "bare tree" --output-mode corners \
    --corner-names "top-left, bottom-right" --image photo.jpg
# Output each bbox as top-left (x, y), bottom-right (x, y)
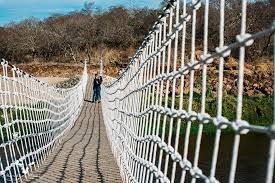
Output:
top-left (0, 0), bottom-right (273, 63)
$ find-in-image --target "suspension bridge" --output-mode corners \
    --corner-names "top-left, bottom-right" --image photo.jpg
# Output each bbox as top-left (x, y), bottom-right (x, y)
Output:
top-left (0, 0), bottom-right (275, 182)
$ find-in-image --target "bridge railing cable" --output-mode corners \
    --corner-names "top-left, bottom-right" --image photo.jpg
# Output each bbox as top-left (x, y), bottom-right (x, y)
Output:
top-left (0, 59), bottom-right (88, 182)
top-left (102, 0), bottom-right (275, 182)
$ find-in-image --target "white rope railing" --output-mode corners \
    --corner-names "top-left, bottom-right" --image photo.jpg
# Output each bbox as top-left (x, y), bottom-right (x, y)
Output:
top-left (0, 59), bottom-right (88, 182)
top-left (102, 0), bottom-right (275, 182)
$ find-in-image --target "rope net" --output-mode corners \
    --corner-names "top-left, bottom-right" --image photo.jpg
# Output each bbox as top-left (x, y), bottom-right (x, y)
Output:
top-left (0, 59), bottom-right (88, 182)
top-left (102, 0), bottom-right (275, 182)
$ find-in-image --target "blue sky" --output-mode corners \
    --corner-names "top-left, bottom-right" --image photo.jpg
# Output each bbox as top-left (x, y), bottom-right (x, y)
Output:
top-left (0, 0), bottom-right (162, 26)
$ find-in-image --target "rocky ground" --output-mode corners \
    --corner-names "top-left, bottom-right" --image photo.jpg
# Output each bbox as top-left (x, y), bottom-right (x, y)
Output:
top-left (16, 62), bottom-right (121, 77)
top-left (204, 56), bottom-right (272, 96)
top-left (55, 77), bottom-right (81, 88)
top-left (38, 77), bottom-right (68, 85)
top-left (170, 53), bottom-right (273, 97)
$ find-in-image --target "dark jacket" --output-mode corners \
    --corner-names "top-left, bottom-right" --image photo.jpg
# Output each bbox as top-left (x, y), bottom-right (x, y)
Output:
top-left (93, 76), bottom-right (103, 89)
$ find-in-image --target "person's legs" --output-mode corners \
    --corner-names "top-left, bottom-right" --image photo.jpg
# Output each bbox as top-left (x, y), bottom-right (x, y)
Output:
top-left (94, 87), bottom-right (99, 102)
top-left (98, 87), bottom-right (101, 102)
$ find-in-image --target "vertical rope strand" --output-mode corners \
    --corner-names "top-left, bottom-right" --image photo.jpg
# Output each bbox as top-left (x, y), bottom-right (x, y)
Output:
top-left (265, 21), bottom-right (275, 183)
top-left (228, 0), bottom-right (247, 182)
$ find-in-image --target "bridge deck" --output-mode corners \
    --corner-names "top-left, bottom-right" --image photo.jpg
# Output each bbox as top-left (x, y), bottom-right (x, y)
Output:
top-left (23, 78), bottom-right (122, 183)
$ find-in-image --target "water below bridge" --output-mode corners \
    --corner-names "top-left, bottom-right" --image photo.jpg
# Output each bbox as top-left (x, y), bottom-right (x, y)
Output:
top-left (171, 133), bottom-right (272, 183)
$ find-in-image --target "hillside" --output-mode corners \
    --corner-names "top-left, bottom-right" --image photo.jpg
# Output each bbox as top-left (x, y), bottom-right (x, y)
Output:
top-left (0, 0), bottom-right (274, 97)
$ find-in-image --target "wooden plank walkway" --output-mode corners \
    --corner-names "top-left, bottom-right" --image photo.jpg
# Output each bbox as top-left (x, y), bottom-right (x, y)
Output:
top-left (23, 77), bottom-right (122, 183)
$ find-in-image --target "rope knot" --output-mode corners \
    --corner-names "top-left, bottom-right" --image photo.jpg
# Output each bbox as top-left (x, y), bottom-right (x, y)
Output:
top-left (179, 158), bottom-right (192, 170)
top-left (234, 120), bottom-right (250, 134)
top-left (213, 116), bottom-right (229, 129)
top-left (171, 152), bottom-right (182, 162)
top-left (201, 54), bottom-right (213, 64)
top-left (215, 46), bottom-right (231, 58)
top-left (236, 33), bottom-right (254, 47)
top-left (190, 167), bottom-right (203, 179)
top-left (189, 111), bottom-right (198, 121)
top-left (197, 113), bottom-right (210, 124)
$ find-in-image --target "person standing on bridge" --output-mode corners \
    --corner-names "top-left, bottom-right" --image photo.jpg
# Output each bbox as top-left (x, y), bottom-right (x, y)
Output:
top-left (92, 73), bottom-right (103, 103)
